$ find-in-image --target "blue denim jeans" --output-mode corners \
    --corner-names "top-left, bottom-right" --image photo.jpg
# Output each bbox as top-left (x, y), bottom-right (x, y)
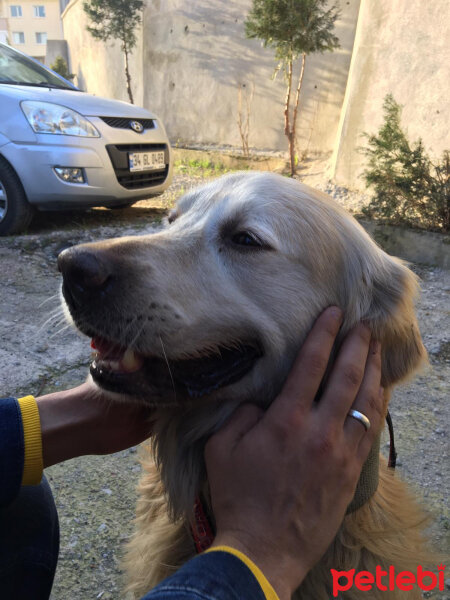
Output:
top-left (0, 476), bottom-right (59, 600)
top-left (0, 478), bottom-right (267, 600)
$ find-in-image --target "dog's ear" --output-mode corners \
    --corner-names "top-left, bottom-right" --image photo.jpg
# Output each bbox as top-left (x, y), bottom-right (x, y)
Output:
top-left (341, 250), bottom-right (427, 388)
top-left (365, 255), bottom-right (427, 387)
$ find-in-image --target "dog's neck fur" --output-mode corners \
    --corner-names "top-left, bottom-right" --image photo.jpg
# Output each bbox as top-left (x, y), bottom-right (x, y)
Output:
top-left (153, 402), bottom-right (384, 523)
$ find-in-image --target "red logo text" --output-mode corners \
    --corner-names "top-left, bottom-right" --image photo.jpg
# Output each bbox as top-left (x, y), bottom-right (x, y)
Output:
top-left (330, 565), bottom-right (445, 597)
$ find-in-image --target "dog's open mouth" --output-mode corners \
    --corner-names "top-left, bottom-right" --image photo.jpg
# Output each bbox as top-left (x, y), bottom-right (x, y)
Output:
top-left (90, 337), bottom-right (262, 399)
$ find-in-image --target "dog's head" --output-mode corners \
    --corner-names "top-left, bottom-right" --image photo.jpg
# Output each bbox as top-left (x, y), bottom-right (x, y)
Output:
top-left (59, 172), bottom-right (426, 514)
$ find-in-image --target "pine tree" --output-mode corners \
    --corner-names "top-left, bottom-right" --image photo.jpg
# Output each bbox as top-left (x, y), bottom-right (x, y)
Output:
top-left (362, 95), bottom-right (450, 232)
top-left (83, 0), bottom-right (144, 104)
top-left (50, 55), bottom-right (75, 81)
top-left (245, 0), bottom-right (340, 175)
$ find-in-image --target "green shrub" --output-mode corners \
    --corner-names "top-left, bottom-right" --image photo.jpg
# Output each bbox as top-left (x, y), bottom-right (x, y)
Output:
top-left (361, 94), bottom-right (449, 232)
top-left (50, 55), bottom-right (75, 81)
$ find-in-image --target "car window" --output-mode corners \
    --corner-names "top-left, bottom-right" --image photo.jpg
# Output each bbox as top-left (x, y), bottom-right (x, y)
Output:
top-left (0, 44), bottom-right (76, 90)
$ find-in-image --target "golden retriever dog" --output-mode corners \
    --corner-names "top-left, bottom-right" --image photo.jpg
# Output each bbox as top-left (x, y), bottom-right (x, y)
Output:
top-left (58, 172), bottom-right (431, 599)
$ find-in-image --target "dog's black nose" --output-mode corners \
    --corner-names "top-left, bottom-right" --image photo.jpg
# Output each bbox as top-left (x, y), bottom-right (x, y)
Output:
top-left (58, 248), bottom-right (112, 302)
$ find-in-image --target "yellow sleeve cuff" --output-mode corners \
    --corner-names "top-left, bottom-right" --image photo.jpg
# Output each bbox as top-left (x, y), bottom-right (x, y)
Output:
top-left (206, 545), bottom-right (279, 600)
top-left (17, 395), bottom-right (43, 486)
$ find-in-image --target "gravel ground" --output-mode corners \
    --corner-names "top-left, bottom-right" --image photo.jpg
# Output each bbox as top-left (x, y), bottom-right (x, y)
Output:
top-left (1, 166), bottom-right (449, 599)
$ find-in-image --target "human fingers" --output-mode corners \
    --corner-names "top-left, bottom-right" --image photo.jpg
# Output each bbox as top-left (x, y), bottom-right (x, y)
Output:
top-left (344, 339), bottom-right (383, 446)
top-left (265, 306), bottom-right (343, 425)
top-left (317, 323), bottom-right (371, 424)
top-left (357, 385), bottom-right (385, 463)
top-left (205, 403), bottom-right (263, 464)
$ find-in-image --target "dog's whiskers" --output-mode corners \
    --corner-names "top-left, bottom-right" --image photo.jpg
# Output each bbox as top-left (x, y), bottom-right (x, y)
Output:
top-left (33, 310), bottom-right (68, 344)
top-left (48, 323), bottom-right (72, 339)
top-left (37, 306), bottom-right (65, 328)
top-left (38, 294), bottom-right (59, 309)
top-left (116, 315), bottom-right (145, 350)
top-left (159, 335), bottom-right (176, 401)
top-left (40, 304), bottom-right (63, 317)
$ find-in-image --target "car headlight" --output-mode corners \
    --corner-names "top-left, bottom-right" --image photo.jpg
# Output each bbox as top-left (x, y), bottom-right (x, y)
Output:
top-left (21, 101), bottom-right (100, 137)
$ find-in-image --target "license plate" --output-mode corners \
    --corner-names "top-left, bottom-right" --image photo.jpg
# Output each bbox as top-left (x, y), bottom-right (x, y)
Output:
top-left (128, 151), bottom-right (165, 172)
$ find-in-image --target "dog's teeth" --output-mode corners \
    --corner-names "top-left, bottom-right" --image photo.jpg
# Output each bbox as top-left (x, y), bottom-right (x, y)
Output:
top-left (92, 349), bottom-right (143, 375)
top-left (121, 348), bottom-right (144, 372)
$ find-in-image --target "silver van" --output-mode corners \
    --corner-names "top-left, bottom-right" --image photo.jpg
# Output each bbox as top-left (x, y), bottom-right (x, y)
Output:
top-left (0, 43), bottom-right (173, 235)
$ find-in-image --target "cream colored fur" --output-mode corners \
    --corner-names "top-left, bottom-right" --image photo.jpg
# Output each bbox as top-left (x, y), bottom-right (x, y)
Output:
top-left (126, 453), bottom-right (431, 599)
top-left (70, 172), bottom-right (431, 598)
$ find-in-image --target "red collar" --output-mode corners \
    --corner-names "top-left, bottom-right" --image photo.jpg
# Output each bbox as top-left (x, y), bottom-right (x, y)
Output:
top-left (191, 496), bottom-right (215, 553)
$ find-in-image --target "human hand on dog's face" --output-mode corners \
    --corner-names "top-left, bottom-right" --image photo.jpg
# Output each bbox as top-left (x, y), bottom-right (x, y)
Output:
top-left (36, 380), bottom-right (155, 468)
top-left (205, 306), bottom-right (384, 600)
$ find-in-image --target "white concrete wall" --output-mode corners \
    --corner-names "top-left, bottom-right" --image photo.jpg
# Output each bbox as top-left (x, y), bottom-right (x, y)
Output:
top-left (62, 0), bottom-right (449, 189)
top-left (45, 38), bottom-right (68, 67)
top-left (332, 0), bottom-right (450, 187)
top-left (139, 0), bottom-right (359, 155)
top-left (63, 0), bottom-right (358, 156)
top-left (62, 0), bottom-right (143, 104)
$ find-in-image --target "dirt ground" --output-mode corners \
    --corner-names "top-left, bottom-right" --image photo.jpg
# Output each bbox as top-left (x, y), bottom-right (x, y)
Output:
top-left (1, 168), bottom-right (449, 599)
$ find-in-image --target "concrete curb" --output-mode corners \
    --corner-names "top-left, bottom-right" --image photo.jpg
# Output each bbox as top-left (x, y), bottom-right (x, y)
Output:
top-left (172, 148), bottom-right (286, 172)
top-left (359, 219), bottom-right (450, 270)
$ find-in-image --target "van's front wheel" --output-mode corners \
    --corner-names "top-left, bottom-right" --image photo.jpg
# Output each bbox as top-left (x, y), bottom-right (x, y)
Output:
top-left (0, 157), bottom-right (35, 236)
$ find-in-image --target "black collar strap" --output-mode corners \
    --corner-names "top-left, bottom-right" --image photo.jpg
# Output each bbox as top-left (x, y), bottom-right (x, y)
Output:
top-left (386, 411), bottom-right (397, 469)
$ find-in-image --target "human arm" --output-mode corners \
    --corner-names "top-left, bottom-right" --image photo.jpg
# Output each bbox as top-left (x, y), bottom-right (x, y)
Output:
top-left (140, 307), bottom-right (383, 600)
top-left (0, 397), bottom-right (25, 507)
top-left (0, 306), bottom-right (382, 599)
top-left (36, 380), bottom-right (154, 468)
top-left (0, 380), bottom-right (154, 507)
top-left (204, 307), bottom-right (383, 599)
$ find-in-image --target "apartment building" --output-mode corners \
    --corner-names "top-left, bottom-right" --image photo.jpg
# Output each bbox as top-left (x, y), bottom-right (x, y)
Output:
top-left (0, 0), bottom-right (63, 61)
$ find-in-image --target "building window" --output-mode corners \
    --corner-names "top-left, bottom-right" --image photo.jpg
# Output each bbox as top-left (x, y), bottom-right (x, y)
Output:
top-left (12, 31), bottom-right (25, 44)
top-left (35, 32), bottom-right (47, 44)
top-left (33, 5), bottom-right (46, 18)
top-left (10, 5), bottom-right (23, 17)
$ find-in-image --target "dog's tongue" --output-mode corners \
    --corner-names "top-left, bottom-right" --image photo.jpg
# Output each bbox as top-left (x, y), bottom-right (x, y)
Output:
top-left (91, 337), bottom-right (144, 373)
top-left (91, 337), bottom-right (123, 356)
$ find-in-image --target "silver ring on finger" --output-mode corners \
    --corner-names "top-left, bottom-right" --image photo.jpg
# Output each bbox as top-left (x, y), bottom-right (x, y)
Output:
top-left (347, 409), bottom-right (371, 432)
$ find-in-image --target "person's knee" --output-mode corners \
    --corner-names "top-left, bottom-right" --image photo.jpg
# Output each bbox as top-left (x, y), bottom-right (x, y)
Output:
top-left (0, 476), bottom-right (59, 599)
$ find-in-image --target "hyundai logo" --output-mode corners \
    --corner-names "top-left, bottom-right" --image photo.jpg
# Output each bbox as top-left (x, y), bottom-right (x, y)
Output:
top-left (130, 120), bottom-right (144, 133)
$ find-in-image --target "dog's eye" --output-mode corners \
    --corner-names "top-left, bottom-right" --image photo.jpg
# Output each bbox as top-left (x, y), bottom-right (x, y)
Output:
top-left (231, 231), bottom-right (264, 248)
